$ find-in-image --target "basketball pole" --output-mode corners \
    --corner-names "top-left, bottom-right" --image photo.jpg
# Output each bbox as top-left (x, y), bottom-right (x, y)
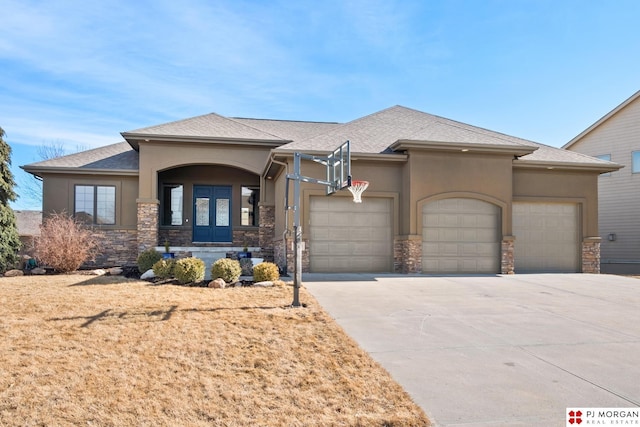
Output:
top-left (292, 152), bottom-right (302, 308)
top-left (285, 141), bottom-right (350, 308)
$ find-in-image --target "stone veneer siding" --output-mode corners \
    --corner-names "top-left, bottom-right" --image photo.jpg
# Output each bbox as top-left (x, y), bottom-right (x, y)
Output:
top-left (137, 201), bottom-right (159, 252)
top-left (501, 237), bottom-right (515, 274)
top-left (259, 205), bottom-right (275, 248)
top-left (90, 229), bottom-right (138, 267)
top-left (394, 237), bottom-right (422, 273)
top-left (582, 238), bottom-right (601, 274)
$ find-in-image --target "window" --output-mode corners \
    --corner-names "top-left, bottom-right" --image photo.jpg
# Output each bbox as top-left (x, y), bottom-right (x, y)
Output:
top-left (74, 185), bottom-right (115, 224)
top-left (241, 186), bottom-right (259, 226)
top-left (596, 154), bottom-right (611, 177)
top-left (633, 151), bottom-right (640, 173)
top-left (162, 184), bottom-right (183, 225)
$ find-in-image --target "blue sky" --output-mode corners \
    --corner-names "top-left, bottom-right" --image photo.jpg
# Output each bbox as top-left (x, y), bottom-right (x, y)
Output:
top-left (2, 0), bottom-right (639, 209)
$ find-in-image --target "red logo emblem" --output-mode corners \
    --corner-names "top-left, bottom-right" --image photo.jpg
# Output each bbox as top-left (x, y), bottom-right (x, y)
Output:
top-left (568, 410), bottom-right (583, 424)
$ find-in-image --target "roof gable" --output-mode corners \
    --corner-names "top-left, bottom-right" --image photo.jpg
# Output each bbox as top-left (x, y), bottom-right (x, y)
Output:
top-left (563, 90), bottom-right (640, 149)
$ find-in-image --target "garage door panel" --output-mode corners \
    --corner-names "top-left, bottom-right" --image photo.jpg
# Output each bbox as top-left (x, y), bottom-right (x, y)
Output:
top-left (422, 198), bottom-right (500, 274)
top-left (310, 197), bottom-right (393, 272)
top-left (513, 202), bottom-right (579, 273)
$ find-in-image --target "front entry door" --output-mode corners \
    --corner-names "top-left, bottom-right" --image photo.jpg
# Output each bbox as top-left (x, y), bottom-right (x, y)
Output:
top-left (193, 185), bottom-right (232, 242)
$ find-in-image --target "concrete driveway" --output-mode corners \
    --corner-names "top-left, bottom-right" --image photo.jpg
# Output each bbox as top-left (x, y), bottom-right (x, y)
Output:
top-left (303, 273), bottom-right (640, 427)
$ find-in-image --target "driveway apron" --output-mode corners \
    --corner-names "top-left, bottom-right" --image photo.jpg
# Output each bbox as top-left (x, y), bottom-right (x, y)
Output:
top-left (303, 273), bottom-right (640, 427)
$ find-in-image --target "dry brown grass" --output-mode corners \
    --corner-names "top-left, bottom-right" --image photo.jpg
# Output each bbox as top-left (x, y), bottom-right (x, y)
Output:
top-left (0, 275), bottom-right (430, 426)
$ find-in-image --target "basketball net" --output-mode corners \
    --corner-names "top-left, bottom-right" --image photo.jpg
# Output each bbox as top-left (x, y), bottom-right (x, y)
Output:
top-left (348, 180), bottom-right (369, 203)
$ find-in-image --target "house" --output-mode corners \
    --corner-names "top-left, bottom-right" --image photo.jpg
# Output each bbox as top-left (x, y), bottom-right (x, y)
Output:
top-left (564, 90), bottom-right (640, 274)
top-left (14, 210), bottom-right (42, 255)
top-left (22, 105), bottom-right (619, 274)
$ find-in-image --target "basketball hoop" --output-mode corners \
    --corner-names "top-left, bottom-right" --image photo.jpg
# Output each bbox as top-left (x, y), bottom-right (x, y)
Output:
top-left (348, 180), bottom-right (369, 203)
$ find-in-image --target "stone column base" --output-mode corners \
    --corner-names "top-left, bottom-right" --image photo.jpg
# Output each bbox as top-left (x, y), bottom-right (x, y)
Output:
top-left (582, 237), bottom-right (601, 274)
top-left (501, 236), bottom-right (515, 274)
top-left (394, 236), bottom-right (422, 273)
top-left (137, 199), bottom-right (159, 253)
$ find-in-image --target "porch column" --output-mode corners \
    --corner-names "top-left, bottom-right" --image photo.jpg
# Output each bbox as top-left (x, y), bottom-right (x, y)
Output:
top-left (137, 198), bottom-right (159, 253)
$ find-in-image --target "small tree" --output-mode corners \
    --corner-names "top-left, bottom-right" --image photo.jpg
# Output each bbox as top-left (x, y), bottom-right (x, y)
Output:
top-left (35, 212), bottom-right (100, 273)
top-left (0, 127), bottom-right (21, 273)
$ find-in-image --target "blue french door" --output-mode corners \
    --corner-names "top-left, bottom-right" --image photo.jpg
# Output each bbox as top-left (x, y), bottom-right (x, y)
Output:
top-left (193, 185), bottom-right (232, 242)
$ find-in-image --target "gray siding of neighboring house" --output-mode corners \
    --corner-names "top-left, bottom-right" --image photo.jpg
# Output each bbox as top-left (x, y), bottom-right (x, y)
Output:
top-left (566, 96), bottom-right (640, 273)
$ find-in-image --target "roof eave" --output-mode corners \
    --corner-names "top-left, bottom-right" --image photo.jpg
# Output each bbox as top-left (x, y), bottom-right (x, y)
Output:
top-left (390, 139), bottom-right (537, 156)
top-left (513, 159), bottom-right (623, 173)
top-left (122, 132), bottom-right (287, 149)
top-left (21, 166), bottom-right (139, 177)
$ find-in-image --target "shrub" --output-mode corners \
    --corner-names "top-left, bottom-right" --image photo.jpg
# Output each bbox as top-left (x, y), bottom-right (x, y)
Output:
top-left (174, 257), bottom-right (205, 284)
top-left (137, 248), bottom-right (161, 273)
top-left (253, 262), bottom-right (280, 282)
top-left (152, 258), bottom-right (176, 279)
top-left (239, 258), bottom-right (253, 276)
top-left (211, 258), bottom-right (242, 283)
top-left (34, 212), bottom-right (100, 273)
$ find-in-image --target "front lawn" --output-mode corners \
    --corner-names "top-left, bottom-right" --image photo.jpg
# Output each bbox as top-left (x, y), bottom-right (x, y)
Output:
top-left (0, 275), bottom-right (430, 426)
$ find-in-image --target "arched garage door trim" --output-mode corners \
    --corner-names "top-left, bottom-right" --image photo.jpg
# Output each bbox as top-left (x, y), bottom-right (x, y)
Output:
top-left (417, 192), bottom-right (508, 235)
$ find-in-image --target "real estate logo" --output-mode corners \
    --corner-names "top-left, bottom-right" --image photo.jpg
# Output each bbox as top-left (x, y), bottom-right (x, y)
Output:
top-left (567, 408), bottom-right (640, 426)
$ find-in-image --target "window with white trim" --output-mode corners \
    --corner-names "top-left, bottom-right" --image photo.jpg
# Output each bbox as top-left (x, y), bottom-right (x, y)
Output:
top-left (241, 186), bottom-right (259, 226)
top-left (74, 185), bottom-right (115, 224)
top-left (162, 184), bottom-right (183, 226)
top-left (632, 151), bottom-right (640, 173)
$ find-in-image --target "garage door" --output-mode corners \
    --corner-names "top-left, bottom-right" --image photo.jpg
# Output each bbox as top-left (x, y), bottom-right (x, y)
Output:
top-left (309, 196), bottom-right (393, 272)
top-left (513, 202), bottom-right (580, 273)
top-left (422, 198), bottom-right (500, 274)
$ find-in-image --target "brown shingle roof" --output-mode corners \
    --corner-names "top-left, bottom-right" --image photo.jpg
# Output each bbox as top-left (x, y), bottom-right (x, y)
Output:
top-left (22, 142), bottom-right (138, 172)
top-left (277, 106), bottom-right (539, 154)
top-left (276, 105), bottom-right (617, 168)
top-left (124, 113), bottom-right (286, 141)
top-left (21, 106), bottom-right (617, 174)
top-left (232, 118), bottom-right (341, 141)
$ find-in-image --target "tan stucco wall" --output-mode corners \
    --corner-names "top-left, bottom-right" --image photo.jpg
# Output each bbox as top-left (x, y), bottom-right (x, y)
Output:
top-left (513, 168), bottom-right (599, 237)
top-left (271, 156), bottom-right (404, 239)
top-left (138, 142), bottom-right (272, 200)
top-left (405, 151), bottom-right (513, 236)
top-left (42, 173), bottom-right (138, 227)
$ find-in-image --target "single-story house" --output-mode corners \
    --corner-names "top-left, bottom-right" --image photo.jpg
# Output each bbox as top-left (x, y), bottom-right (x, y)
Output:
top-left (22, 105), bottom-right (619, 274)
top-left (564, 90), bottom-right (640, 274)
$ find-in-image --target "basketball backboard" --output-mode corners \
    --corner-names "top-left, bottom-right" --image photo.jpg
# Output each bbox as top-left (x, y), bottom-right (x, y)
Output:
top-left (326, 140), bottom-right (351, 195)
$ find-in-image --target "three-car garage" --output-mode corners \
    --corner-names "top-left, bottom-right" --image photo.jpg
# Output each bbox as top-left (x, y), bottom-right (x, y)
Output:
top-left (307, 196), bottom-right (581, 274)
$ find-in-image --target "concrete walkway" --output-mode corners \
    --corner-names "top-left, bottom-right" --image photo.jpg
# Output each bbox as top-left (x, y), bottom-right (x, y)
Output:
top-left (303, 273), bottom-right (640, 427)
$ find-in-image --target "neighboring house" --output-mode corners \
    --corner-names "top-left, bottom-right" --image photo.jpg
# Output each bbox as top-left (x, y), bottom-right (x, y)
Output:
top-left (22, 106), bottom-right (618, 274)
top-left (14, 210), bottom-right (42, 255)
top-left (564, 90), bottom-right (640, 274)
